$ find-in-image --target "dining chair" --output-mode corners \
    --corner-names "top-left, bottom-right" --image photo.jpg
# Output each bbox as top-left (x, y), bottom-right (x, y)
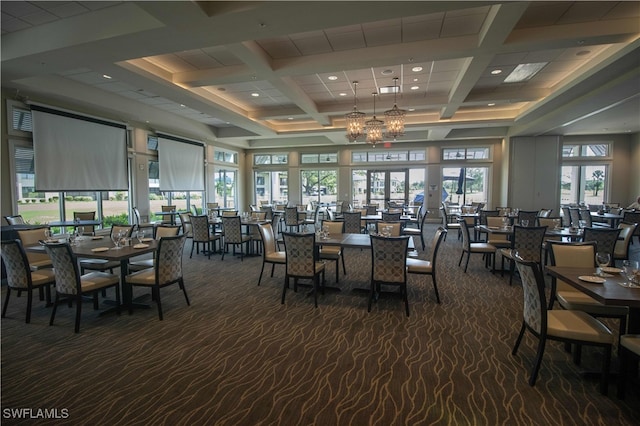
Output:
top-left (4, 215), bottom-right (25, 225)
top-left (284, 207), bottom-right (303, 232)
top-left (440, 204), bottom-right (461, 241)
top-left (343, 211), bottom-right (362, 234)
top-left (517, 210), bottom-right (539, 226)
top-left (221, 216), bottom-right (250, 261)
top-left (80, 224), bottom-right (134, 274)
top-left (406, 227), bottom-right (447, 304)
top-left (132, 207), bottom-right (155, 231)
top-left (190, 215), bottom-right (221, 259)
top-left (125, 234), bottom-right (188, 320)
top-left (538, 209), bottom-right (553, 218)
top-left (568, 208), bottom-right (581, 228)
top-left (512, 256), bottom-right (613, 395)
top-left (382, 212), bottom-right (401, 222)
top-left (257, 223), bottom-right (286, 286)
top-left (582, 227), bottom-right (621, 262)
top-left (206, 202), bottom-right (219, 210)
top-left (375, 221), bottom-right (402, 237)
top-left (44, 242), bottom-right (121, 333)
top-left (1, 239), bottom-right (55, 323)
top-left (365, 204), bottom-right (378, 215)
top-left (402, 209), bottom-right (429, 250)
top-left (161, 205), bottom-right (177, 224)
top-left (617, 334), bottom-right (640, 399)
top-left (369, 235), bottom-right (410, 316)
top-left (16, 227), bottom-right (53, 270)
top-left (221, 210), bottom-right (238, 217)
top-left (318, 220), bottom-right (346, 283)
top-left (561, 206), bottom-right (572, 227)
top-left (302, 205), bottom-right (321, 229)
top-left (191, 204), bottom-right (199, 216)
top-left (613, 222), bottom-right (638, 264)
top-left (485, 216), bottom-right (511, 250)
top-left (73, 212), bottom-right (96, 235)
top-left (128, 225), bottom-right (181, 272)
top-left (282, 232), bottom-right (325, 308)
top-left (547, 240), bottom-right (628, 347)
top-left (622, 211), bottom-right (640, 243)
top-left (179, 212), bottom-right (193, 239)
top-left (500, 225), bottom-right (547, 285)
top-left (477, 209), bottom-right (499, 241)
top-left (458, 219), bottom-right (496, 273)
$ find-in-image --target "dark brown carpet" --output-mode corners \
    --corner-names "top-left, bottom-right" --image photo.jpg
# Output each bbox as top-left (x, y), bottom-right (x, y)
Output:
top-left (2, 225), bottom-right (639, 425)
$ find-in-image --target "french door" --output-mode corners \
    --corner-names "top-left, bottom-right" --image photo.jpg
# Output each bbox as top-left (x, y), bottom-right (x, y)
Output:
top-left (366, 170), bottom-right (408, 206)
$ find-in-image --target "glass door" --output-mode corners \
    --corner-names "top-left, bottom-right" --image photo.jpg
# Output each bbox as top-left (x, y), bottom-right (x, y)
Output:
top-left (366, 170), bottom-right (409, 206)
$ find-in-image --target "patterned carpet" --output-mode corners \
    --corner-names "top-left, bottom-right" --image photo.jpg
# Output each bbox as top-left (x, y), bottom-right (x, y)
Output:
top-left (2, 224), bottom-right (639, 425)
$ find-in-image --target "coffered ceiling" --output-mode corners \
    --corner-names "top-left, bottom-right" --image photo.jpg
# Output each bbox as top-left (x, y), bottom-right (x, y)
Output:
top-left (2, 1), bottom-right (639, 149)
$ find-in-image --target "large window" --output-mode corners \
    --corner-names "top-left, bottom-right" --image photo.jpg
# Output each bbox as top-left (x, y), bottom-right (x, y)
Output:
top-left (215, 169), bottom-right (237, 208)
top-left (352, 168), bottom-right (424, 207)
top-left (301, 170), bottom-right (337, 206)
top-left (254, 153), bottom-right (288, 165)
top-left (352, 149), bottom-right (425, 163)
top-left (561, 142), bottom-right (611, 205)
top-left (443, 147), bottom-right (490, 160)
top-left (255, 171), bottom-right (288, 204)
top-left (441, 167), bottom-right (488, 205)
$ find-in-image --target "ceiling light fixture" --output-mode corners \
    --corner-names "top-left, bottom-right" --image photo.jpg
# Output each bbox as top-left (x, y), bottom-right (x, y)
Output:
top-left (504, 62), bottom-right (548, 83)
top-left (384, 77), bottom-right (406, 141)
top-left (412, 66), bottom-right (423, 72)
top-left (328, 75), bottom-right (338, 81)
top-left (365, 92), bottom-right (384, 146)
top-left (345, 81), bottom-right (365, 142)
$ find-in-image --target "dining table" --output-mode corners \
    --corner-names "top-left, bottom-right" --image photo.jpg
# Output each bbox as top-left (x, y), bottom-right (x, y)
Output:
top-left (546, 265), bottom-right (640, 334)
top-left (153, 210), bottom-right (185, 225)
top-left (476, 224), bottom-right (584, 241)
top-left (27, 235), bottom-right (159, 312)
top-left (590, 211), bottom-right (624, 228)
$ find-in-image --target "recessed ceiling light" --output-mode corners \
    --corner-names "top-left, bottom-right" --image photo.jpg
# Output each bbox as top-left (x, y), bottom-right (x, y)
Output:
top-left (413, 78), bottom-right (418, 82)
top-left (102, 74), bottom-right (112, 79)
top-left (288, 117), bottom-right (293, 120)
top-left (251, 93), bottom-right (260, 97)
top-left (408, 108), bottom-right (415, 112)
top-left (490, 69), bottom-right (502, 75)
top-left (411, 66), bottom-right (423, 72)
top-left (381, 69), bottom-right (394, 76)
top-left (411, 86), bottom-right (419, 90)
top-left (339, 92), bottom-right (347, 96)
top-left (180, 104), bottom-right (186, 107)
top-left (488, 103), bottom-right (495, 106)
top-left (328, 75), bottom-right (338, 81)
top-left (379, 86), bottom-right (399, 94)
top-left (504, 63), bottom-right (548, 83)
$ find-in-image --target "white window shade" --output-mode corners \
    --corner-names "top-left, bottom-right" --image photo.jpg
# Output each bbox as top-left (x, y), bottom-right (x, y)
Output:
top-left (157, 134), bottom-right (205, 191)
top-left (32, 106), bottom-right (128, 191)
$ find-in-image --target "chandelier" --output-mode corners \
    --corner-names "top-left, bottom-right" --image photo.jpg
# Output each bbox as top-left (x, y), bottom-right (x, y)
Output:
top-left (384, 77), bottom-right (406, 140)
top-left (345, 81), bottom-right (365, 142)
top-left (365, 92), bottom-right (384, 146)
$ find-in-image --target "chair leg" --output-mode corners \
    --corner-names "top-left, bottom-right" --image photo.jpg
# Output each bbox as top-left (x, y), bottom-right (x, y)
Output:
top-left (341, 254), bottom-right (347, 275)
top-left (180, 279), bottom-right (190, 306)
top-left (512, 322), bottom-right (526, 355)
top-left (190, 241), bottom-right (195, 258)
top-left (432, 274), bottom-right (441, 304)
top-left (282, 275), bottom-right (289, 304)
top-left (271, 263), bottom-right (276, 277)
top-left (74, 294), bottom-right (82, 333)
top-left (49, 293), bottom-right (60, 326)
top-left (600, 345), bottom-right (611, 396)
top-left (154, 287), bottom-right (163, 320)
top-left (313, 275), bottom-right (318, 308)
top-left (368, 280), bottom-right (374, 312)
top-left (403, 283), bottom-right (410, 317)
top-left (2, 287), bottom-right (11, 318)
top-left (25, 289), bottom-right (33, 323)
top-left (258, 263), bottom-right (266, 286)
top-left (464, 253), bottom-right (470, 273)
top-left (529, 337), bottom-right (547, 386)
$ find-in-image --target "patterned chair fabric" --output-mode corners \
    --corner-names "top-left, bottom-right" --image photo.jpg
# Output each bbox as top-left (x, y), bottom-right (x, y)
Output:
top-left (318, 221), bottom-right (346, 283)
top-left (342, 211), bottom-right (362, 234)
top-left (561, 206), bottom-right (572, 227)
top-left (284, 207), bottom-right (302, 231)
top-left (500, 225), bottom-right (547, 285)
top-left (179, 213), bottom-right (193, 238)
top-left (622, 211), bottom-right (640, 242)
top-left (282, 232), bottom-right (325, 308)
top-left (382, 212), bottom-right (401, 222)
top-left (44, 242), bottom-right (120, 332)
top-left (125, 234), bottom-right (188, 320)
top-left (128, 226), bottom-right (181, 272)
top-left (132, 207), bottom-right (155, 231)
top-left (458, 220), bottom-right (495, 273)
top-left (517, 210), bottom-right (539, 226)
top-left (369, 235), bottom-right (410, 316)
top-left (568, 208), bottom-right (581, 228)
top-left (221, 216), bottom-right (250, 261)
top-left (513, 257), bottom-right (613, 395)
top-left (406, 227), bottom-right (447, 304)
top-left (375, 221), bottom-right (402, 237)
top-left (402, 209), bottom-right (429, 250)
top-left (614, 221), bottom-right (637, 261)
top-left (1, 239), bottom-right (55, 323)
top-left (16, 228), bottom-right (53, 270)
top-left (257, 223), bottom-right (286, 286)
top-left (161, 205), bottom-right (176, 224)
top-left (582, 227), bottom-right (621, 261)
top-left (190, 215), bottom-right (220, 259)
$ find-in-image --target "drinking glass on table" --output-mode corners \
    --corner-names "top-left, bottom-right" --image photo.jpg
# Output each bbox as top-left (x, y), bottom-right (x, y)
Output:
top-left (622, 260), bottom-right (640, 288)
top-left (136, 230), bottom-right (145, 244)
top-left (520, 220), bottom-right (529, 227)
top-left (111, 230), bottom-right (123, 249)
top-left (595, 252), bottom-right (611, 276)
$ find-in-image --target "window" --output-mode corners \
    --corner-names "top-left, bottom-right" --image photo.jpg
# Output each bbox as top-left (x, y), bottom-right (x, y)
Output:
top-left (301, 170), bottom-right (337, 205)
top-left (215, 150), bottom-right (238, 164)
top-left (12, 106), bottom-right (32, 132)
top-left (254, 153), bottom-right (288, 165)
top-left (352, 149), bottom-right (425, 163)
top-left (254, 171), bottom-right (288, 204)
top-left (215, 169), bottom-right (237, 208)
top-left (147, 135), bottom-right (158, 151)
top-left (562, 143), bottom-right (610, 158)
top-left (443, 147), bottom-right (490, 160)
top-left (561, 164), bottom-right (608, 205)
top-left (441, 167), bottom-right (488, 205)
top-left (301, 153), bottom-right (337, 164)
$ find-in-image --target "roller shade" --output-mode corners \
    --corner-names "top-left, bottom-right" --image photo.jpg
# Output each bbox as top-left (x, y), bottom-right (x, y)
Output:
top-left (32, 105), bottom-right (128, 191)
top-left (157, 134), bottom-right (205, 191)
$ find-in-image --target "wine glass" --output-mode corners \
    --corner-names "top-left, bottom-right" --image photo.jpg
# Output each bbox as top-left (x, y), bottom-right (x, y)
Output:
top-left (111, 230), bottom-right (122, 250)
top-left (521, 219), bottom-right (529, 227)
top-left (136, 230), bottom-right (145, 244)
top-left (622, 260), bottom-right (640, 288)
top-left (595, 252), bottom-right (611, 276)
top-left (76, 226), bottom-right (84, 241)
